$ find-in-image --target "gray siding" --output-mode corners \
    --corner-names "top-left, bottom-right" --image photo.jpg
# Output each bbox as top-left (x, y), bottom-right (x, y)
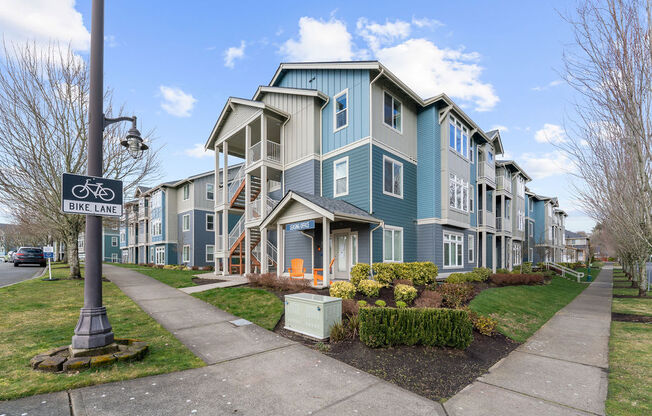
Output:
top-left (284, 158), bottom-right (320, 195)
top-left (371, 80), bottom-right (418, 160)
top-left (417, 224), bottom-right (477, 273)
top-left (193, 210), bottom-right (214, 266)
top-left (177, 210), bottom-right (193, 265)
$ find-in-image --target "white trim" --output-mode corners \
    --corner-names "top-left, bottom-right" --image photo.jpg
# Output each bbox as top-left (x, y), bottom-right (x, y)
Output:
top-left (382, 155), bottom-right (403, 199)
top-left (333, 89), bottom-right (349, 132)
top-left (382, 90), bottom-right (403, 134)
top-left (371, 138), bottom-right (417, 164)
top-left (284, 154), bottom-right (320, 171)
top-left (443, 231), bottom-right (464, 269)
top-left (382, 225), bottom-right (403, 263)
top-left (322, 137), bottom-right (371, 160)
top-left (206, 183), bottom-right (214, 201)
top-left (182, 184), bottom-right (190, 201)
top-left (206, 245), bottom-right (215, 262)
top-left (206, 213), bottom-right (215, 232)
top-left (182, 214), bottom-right (190, 231)
top-left (333, 156), bottom-right (349, 197)
top-left (111, 236), bottom-right (118, 247)
top-left (468, 234), bottom-right (475, 263)
top-left (182, 245), bottom-right (190, 263)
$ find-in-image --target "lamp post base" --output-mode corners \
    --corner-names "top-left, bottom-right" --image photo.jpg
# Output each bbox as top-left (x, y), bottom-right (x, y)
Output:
top-left (71, 306), bottom-right (114, 349)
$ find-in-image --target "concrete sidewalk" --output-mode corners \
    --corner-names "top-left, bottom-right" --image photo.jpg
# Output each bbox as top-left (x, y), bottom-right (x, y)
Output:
top-left (445, 265), bottom-right (613, 416)
top-left (2, 264), bottom-right (444, 416)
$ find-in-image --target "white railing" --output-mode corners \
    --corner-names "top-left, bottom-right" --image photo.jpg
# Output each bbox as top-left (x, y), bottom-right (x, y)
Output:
top-left (228, 215), bottom-right (245, 250)
top-left (215, 234), bottom-right (223, 252)
top-left (544, 261), bottom-right (585, 282)
top-left (227, 164), bottom-right (246, 203)
top-left (497, 176), bottom-right (512, 193)
top-left (496, 217), bottom-right (512, 233)
top-left (478, 161), bottom-right (495, 183)
top-left (247, 195), bottom-right (279, 222)
top-left (216, 186), bottom-right (223, 205)
top-left (251, 239), bottom-right (278, 269)
top-left (247, 141), bottom-right (282, 165)
top-left (479, 209), bottom-right (495, 228)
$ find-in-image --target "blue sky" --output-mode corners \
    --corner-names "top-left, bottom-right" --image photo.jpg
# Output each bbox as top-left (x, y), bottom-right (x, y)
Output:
top-left (0, 0), bottom-right (593, 232)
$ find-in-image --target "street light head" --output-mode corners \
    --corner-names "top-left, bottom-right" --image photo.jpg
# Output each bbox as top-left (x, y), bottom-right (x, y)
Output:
top-left (120, 125), bottom-right (147, 159)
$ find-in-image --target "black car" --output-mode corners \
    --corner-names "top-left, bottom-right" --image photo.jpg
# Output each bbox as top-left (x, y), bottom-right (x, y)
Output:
top-left (14, 247), bottom-right (46, 267)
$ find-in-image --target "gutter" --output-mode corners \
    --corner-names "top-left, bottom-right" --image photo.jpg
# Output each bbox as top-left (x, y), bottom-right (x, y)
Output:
top-left (368, 68), bottom-right (384, 265)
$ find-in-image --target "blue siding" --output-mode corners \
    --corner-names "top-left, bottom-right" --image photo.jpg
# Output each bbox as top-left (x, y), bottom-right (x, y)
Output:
top-left (275, 69), bottom-right (370, 153)
top-left (193, 210), bottom-right (214, 267)
top-left (322, 144), bottom-right (370, 212)
top-left (151, 191), bottom-right (166, 243)
top-left (284, 159), bottom-right (320, 195)
top-left (371, 145), bottom-right (417, 263)
top-left (470, 139), bottom-right (478, 227)
top-left (417, 224), bottom-right (476, 273)
top-left (103, 233), bottom-right (120, 261)
top-left (416, 105), bottom-right (442, 219)
top-left (284, 230), bottom-right (313, 273)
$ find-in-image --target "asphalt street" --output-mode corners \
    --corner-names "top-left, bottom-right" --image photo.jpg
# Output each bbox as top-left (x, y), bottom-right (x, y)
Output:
top-left (0, 260), bottom-right (44, 288)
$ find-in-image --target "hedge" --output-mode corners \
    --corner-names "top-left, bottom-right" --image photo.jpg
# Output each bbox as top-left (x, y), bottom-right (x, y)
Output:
top-left (354, 262), bottom-right (438, 286)
top-left (359, 307), bottom-right (473, 349)
top-left (446, 271), bottom-right (483, 283)
top-left (472, 267), bottom-right (492, 281)
top-left (350, 263), bottom-right (371, 287)
top-left (490, 273), bottom-right (544, 286)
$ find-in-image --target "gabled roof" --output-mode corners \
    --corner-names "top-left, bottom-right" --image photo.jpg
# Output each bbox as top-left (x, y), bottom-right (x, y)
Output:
top-left (485, 130), bottom-right (505, 155)
top-left (496, 160), bottom-right (532, 181)
top-left (565, 230), bottom-right (587, 238)
top-left (252, 86), bottom-right (329, 102)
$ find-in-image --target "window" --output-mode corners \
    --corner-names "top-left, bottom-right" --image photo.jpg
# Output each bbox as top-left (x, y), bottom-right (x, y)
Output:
top-left (469, 143), bottom-right (474, 162)
top-left (152, 220), bottom-right (162, 236)
top-left (513, 243), bottom-right (522, 266)
top-left (449, 173), bottom-right (470, 212)
top-left (182, 245), bottom-right (190, 263)
top-left (469, 187), bottom-right (474, 212)
top-left (383, 92), bottom-right (402, 132)
top-left (383, 226), bottom-right (403, 262)
top-left (333, 157), bottom-right (349, 197)
top-left (183, 184), bottom-right (190, 200)
top-left (206, 183), bottom-right (214, 200)
top-left (488, 150), bottom-right (494, 164)
top-left (182, 214), bottom-right (190, 231)
top-left (383, 156), bottom-right (403, 198)
top-left (505, 199), bottom-right (511, 219)
top-left (111, 236), bottom-right (118, 247)
top-left (206, 214), bottom-right (214, 231)
top-left (111, 253), bottom-right (119, 263)
top-left (206, 245), bottom-right (214, 262)
top-left (444, 232), bottom-right (464, 268)
top-left (518, 210), bottom-right (525, 231)
top-left (351, 234), bottom-right (358, 266)
top-left (449, 115), bottom-right (469, 158)
top-left (155, 246), bottom-right (165, 265)
top-left (334, 90), bottom-right (348, 131)
top-left (468, 234), bottom-right (475, 263)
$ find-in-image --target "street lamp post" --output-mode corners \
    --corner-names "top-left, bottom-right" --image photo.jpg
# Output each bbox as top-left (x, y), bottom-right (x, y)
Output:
top-left (71, 0), bottom-right (147, 350)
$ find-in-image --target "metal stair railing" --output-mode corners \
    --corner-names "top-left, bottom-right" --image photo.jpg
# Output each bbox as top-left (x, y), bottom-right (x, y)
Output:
top-left (227, 164), bottom-right (246, 203)
top-left (228, 215), bottom-right (245, 251)
top-left (544, 261), bottom-right (585, 282)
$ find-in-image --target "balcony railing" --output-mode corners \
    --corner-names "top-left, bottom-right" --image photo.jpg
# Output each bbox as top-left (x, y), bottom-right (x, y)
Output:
top-left (496, 217), bottom-right (512, 233)
top-left (478, 161), bottom-right (495, 183)
top-left (247, 195), bottom-right (279, 222)
top-left (478, 209), bottom-right (495, 228)
top-left (496, 176), bottom-right (512, 193)
top-left (247, 141), bottom-right (282, 165)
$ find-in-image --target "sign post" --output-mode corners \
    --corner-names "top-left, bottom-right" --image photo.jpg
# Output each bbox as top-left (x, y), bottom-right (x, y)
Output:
top-left (43, 246), bottom-right (54, 281)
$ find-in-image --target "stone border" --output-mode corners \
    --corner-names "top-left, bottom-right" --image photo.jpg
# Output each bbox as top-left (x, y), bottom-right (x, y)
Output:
top-left (30, 338), bottom-right (148, 373)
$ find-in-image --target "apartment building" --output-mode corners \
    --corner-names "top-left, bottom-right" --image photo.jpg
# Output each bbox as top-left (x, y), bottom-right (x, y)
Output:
top-left (202, 61), bottom-right (571, 282)
top-left (78, 224), bottom-right (121, 263)
top-left (564, 230), bottom-right (590, 262)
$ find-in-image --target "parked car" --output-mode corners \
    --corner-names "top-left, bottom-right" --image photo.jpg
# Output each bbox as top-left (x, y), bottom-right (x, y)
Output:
top-left (13, 247), bottom-right (46, 267)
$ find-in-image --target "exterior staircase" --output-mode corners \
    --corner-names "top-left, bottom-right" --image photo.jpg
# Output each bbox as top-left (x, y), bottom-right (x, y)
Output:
top-left (544, 261), bottom-right (585, 282)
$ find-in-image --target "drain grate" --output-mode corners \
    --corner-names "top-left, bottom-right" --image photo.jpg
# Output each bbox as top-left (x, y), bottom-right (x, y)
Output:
top-left (230, 318), bottom-right (252, 327)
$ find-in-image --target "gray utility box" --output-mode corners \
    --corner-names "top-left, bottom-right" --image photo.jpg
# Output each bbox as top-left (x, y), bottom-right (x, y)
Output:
top-left (284, 293), bottom-right (342, 340)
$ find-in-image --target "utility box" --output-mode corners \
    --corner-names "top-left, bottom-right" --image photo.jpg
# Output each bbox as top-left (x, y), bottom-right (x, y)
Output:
top-left (284, 293), bottom-right (342, 340)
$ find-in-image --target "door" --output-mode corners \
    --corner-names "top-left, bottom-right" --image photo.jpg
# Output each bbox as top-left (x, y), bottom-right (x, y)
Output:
top-left (334, 234), bottom-right (349, 279)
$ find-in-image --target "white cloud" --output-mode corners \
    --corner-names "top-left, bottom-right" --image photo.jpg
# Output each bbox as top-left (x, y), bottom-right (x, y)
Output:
top-left (411, 17), bottom-right (444, 29)
top-left (104, 35), bottom-right (118, 48)
top-left (184, 143), bottom-right (213, 159)
top-left (159, 86), bottom-right (197, 118)
top-left (519, 150), bottom-right (575, 179)
top-left (280, 17), bottom-right (356, 61)
top-left (356, 18), bottom-right (411, 51)
top-left (534, 123), bottom-right (567, 144)
top-left (500, 151), bottom-right (514, 160)
top-left (532, 79), bottom-right (563, 91)
top-left (224, 41), bottom-right (246, 68)
top-left (490, 124), bottom-right (509, 133)
top-left (0, 0), bottom-right (89, 51)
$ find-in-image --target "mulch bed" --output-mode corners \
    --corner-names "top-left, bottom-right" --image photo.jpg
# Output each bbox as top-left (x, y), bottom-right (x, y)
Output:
top-left (611, 312), bottom-right (652, 323)
top-left (192, 277), bottom-right (227, 285)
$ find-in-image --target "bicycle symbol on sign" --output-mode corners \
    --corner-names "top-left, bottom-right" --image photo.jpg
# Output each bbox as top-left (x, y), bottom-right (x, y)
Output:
top-left (71, 178), bottom-right (116, 202)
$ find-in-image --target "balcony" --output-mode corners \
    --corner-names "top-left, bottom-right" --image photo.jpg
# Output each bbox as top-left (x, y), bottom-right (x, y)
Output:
top-left (478, 161), bottom-right (495, 184)
top-left (496, 176), bottom-right (512, 193)
top-left (247, 195), bottom-right (278, 222)
top-left (247, 141), bottom-right (281, 166)
top-left (478, 209), bottom-right (495, 229)
top-left (496, 217), bottom-right (512, 233)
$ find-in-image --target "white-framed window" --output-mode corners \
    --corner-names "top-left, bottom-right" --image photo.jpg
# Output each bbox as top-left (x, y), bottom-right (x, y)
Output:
top-left (334, 89), bottom-right (348, 131)
top-left (383, 91), bottom-right (402, 132)
top-left (152, 190), bottom-right (162, 209)
top-left (111, 253), bottom-right (119, 263)
top-left (155, 246), bottom-right (165, 265)
top-left (152, 220), bottom-right (162, 237)
top-left (182, 245), bottom-right (190, 263)
top-left (183, 184), bottom-right (190, 200)
top-left (111, 236), bottom-right (118, 247)
top-left (383, 226), bottom-right (403, 263)
top-left (206, 183), bottom-right (214, 200)
top-left (449, 173), bottom-right (470, 212)
top-left (518, 209), bottom-right (525, 231)
top-left (449, 115), bottom-right (469, 158)
top-left (469, 142), bottom-right (474, 162)
top-left (182, 214), bottom-right (190, 231)
top-left (206, 214), bottom-right (214, 231)
top-left (517, 177), bottom-right (525, 197)
top-left (206, 245), bottom-right (214, 262)
top-left (529, 248), bottom-right (533, 261)
top-left (383, 155), bottom-right (403, 198)
top-left (150, 249), bottom-right (155, 264)
top-left (120, 230), bottom-right (126, 244)
top-left (470, 186), bottom-right (474, 212)
top-left (468, 234), bottom-right (475, 263)
top-left (443, 232), bottom-right (464, 268)
top-left (333, 157), bottom-right (349, 197)
top-left (513, 243), bottom-right (522, 266)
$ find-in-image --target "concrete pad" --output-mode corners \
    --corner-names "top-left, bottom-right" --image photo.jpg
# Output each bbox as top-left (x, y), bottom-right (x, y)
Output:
top-left (135, 296), bottom-right (218, 314)
top-left (117, 284), bottom-right (188, 301)
top-left (445, 382), bottom-right (595, 416)
top-left (541, 313), bottom-right (612, 337)
top-left (152, 306), bottom-right (235, 330)
top-left (0, 391), bottom-right (70, 416)
top-left (171, 321), bottom-right (295, 364)
top-left (479, 351), bottom-right (607, 415)
top-left (180, 278), bottom-right (248, 294)
top-left (519, 331), bottom-right (609, 369)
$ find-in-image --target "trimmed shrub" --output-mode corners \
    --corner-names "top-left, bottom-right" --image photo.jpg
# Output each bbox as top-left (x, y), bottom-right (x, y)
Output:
top-left (414, 290), bottom-right (443, 308)
top-left (472, 267), bottom-right (492, 281)
top-left (359, 307), bottom-right (473, 349)
top-left (357, 279), bottom-right (383, 297)
top-left (521, 262), bottom-right (533, 274)
top-left (436, 283), bottom-right (475, 308)
top-left (375, 300), bottom-right (386, 307)
top-left (357, 300), bottom-right (368, 307)
top-left (350, 263), bottom-right (371, 287)
top-left (342, 299), bottom-right (359, 316)
top-left (467, 310), bottom-right (498, 336)
top-left (163, 265), bottom-right (176, 270)
top-left (330, 281), bottom-right (356, 299)
top-left (396, 301), bottom-right (407, 308)
top-left (394, 284), bottom-right (418, 304)
top-left (446, 272), bottom-right (483, 283)
top-left (496, 268), bottom-right (510, 274)
top-left (393, 278), bottom-right (414, 286)
top-left (371, 263), bottom-right (397, 286)
top-left (490, 273), bottom-right (544, 286)
top-left (394, 262), bottom-right (438, 285)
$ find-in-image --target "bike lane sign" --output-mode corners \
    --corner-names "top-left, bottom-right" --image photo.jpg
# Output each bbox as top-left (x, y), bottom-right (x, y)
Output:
top-left (61, 173), bottom-right (123, 217)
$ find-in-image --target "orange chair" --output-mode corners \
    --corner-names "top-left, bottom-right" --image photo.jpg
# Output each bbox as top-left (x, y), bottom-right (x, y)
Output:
top-left (313, 257), bottom-right (336, 286)
top-left (288, 258), bottom-right (306, 279)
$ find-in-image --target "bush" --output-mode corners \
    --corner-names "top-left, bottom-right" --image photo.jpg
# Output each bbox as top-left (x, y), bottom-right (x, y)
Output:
top-left (489, 273), bottom-right (544, 286)
top-left (342, 299), bottom-right (359, 316)
top-left (246, 273), bottom-right (309, 291)
top-left (521, 262), bottom-right (533, 274)
top-left (394, 262), bottom-right (438, 285)
top-left (357, 279), bottom-right (383, 297)
top-left (163, 265), bottom-right (176, 270)
top-left (359, 307), bottom-right (473, 349)
top-left (446, 272), bottom-right (483, 283)
top-left (394, 284), bottom-right (418, 304)
top-left (496, 268), bottom-right (510, 274)
top-left (191, 265), bottom-right (199, 271)
top-left (357, 300), bottom-right (368, 307)
top-left (375, 300), bottom-right (386, 307)
top-left (396, 301), bottom-right (407, 308)
top-left (371, 263), bottom-right (397, 286)
top-left (350, 263), bottom-right (371, 287)
top-left (467, 310), bottom-right (498, 336)
top-left (330, 322), bottom-right (348, 342)
top-left (472, 267), bottom-right (492, 281)
top-left (146, 263), bottom-right (155, 268)
top-left (414, 290), bottom-right (443, 308)
top-left (201, 265), bottom-right (214, 271)
top-left (329, 281), bottom-right (356, 299)
top-left (436, 283), bottom-right (475, 308)
top-left (393, 278), bottom-right (414, 286)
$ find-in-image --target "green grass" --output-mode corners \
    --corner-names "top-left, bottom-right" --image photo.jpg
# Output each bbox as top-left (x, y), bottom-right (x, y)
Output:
top-left (110, 263), bottom-right (200, 288)
top-left (575, 266), bottom-right (601, 282)
top-left (469, 277), bottom-right (587, 342)
top-left (612, 296), bottom-right (652, 317)
top-left (0, 264), bottom-right (204, 400)
top-left (193, 287), bottom-right (284, 330)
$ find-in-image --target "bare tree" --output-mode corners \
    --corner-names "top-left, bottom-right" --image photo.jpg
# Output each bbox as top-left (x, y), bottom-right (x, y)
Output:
top-left (0, 43), bottom-right (161, 278)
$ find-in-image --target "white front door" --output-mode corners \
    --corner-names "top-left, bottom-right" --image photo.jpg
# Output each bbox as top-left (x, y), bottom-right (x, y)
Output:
top-left (330, 230), bottom-right (359, 280)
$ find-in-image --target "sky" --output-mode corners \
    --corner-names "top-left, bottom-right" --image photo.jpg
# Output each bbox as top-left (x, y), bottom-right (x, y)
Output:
top-left (0, 0), bottom-right (595, 232)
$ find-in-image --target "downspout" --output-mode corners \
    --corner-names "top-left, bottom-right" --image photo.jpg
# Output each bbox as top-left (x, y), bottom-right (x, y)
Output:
top-left (281, 116), bottom-right (290, 196)
top-left (319, 96), bottom-right (330, 197)
top-left (369, 221), bottom-right (384, 278)
top-left (368, 68), bottom-right (384, 265)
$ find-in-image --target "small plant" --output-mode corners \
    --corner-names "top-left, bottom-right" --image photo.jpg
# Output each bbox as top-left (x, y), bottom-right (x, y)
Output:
top-left (374, 299), bottom-right (386, 307)
top-left (329, 281), bottom-right (356, 299)
top-left (396, 301), bottom-right (407, 308)
top-left (394, 284), bottom-right (418, 304)
top-left (466, 309), bottom-right (498, 336)
top-left (350, 263), bottom-right (371, 287)
top-left (329, 322), bottom-right (348, 342)
top-left (346, 314), bottom-right (361, 338)
top-left (496, 268), bottom-right (510, 274)
top-left (520, 262), bottom-right (533, 273)
top-left (436, 283), bottom-right (475, 308)
top-left (357, 300), bottom-right (368, 307)
top-left (371, 263), bottom-right (396, 286)
top-left (342, 299), bottom-right (359, 316)
top-left (414, 289), bottom-right (443, 308)
top-left (191, 265), bottom-right (199, 271)
top-left (316, 342), bottom-right (330, 352)
top-left (357, 279), bottom-right (383, 297)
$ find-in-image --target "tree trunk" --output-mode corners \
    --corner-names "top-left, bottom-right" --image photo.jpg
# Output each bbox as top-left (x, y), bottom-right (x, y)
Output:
top-left (66, 232), bottom-right (81, 279)
top-left (638, 260), bottom-right (648, 297)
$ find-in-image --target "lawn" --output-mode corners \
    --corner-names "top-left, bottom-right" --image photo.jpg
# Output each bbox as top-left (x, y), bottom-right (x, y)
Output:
top-left (469, 277), bottom-right (587, 342)
top-left (111, 263), bottom-right (199, 288)
top-left (0, 263), bottom-right (204, 400)
top-left (612, 297), bottom-right (652, 316)
top-left (192, 287), bottom-right (284, 330)
top-left (575, 265), bottom-right (602, 282)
